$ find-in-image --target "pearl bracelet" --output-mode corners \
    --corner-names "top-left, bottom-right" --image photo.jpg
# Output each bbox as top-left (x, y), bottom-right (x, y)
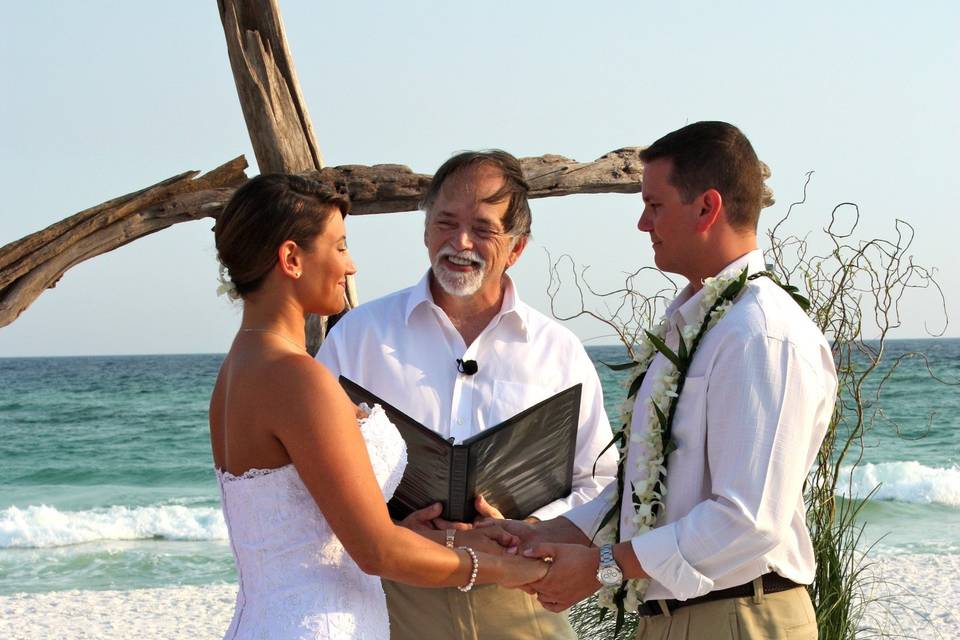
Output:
top-left (445, 529), bottom-right (456, 549)
top-left (457, 546), bottom-right (479, 592)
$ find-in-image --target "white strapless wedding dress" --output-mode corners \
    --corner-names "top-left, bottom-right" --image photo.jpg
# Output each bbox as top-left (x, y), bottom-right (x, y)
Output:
top-left (216, 405), bottom-right (407, 640)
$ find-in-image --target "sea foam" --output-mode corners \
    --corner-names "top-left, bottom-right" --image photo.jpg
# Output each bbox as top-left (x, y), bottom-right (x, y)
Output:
top-left (3, 460), bottom-right (955, 549)
top-left (0, 504), bottom-right (227, 549)
top-left (837, 461), bottom-right (960, 507)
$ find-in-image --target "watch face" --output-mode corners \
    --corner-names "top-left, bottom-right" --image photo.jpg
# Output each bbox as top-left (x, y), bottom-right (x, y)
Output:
top-left (598, 566), bottom-right (622, 586)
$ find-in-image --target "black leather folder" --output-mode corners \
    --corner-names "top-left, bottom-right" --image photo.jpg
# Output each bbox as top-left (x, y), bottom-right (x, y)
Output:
top-left (339, 376), bottom-right (582, 522)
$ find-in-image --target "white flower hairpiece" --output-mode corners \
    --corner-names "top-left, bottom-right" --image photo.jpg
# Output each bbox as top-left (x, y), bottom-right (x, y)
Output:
top-left (217, 263), bottom-right (240, 301)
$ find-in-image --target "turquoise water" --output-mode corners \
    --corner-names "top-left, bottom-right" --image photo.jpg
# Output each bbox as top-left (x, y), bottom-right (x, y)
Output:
top-left (1, 341), bottom-right (957, 595)
top-left (0, 355), bottom-right (233, 594)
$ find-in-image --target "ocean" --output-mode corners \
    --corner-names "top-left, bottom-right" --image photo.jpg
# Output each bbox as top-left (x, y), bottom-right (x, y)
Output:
top-left (1, 341), bottom-right (958, 596)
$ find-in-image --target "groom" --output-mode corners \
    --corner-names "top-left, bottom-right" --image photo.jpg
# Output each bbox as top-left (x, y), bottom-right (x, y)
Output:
top-left (497, 122), bottom-right (837, 640)
top-left (318, 149), bottom-right (617, 639)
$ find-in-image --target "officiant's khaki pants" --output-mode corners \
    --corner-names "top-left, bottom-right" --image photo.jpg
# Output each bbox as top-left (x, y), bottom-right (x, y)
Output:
top-left (383, 579), bottom-right (575, 640)
top-left (634, 586), bottom-right (817, 640)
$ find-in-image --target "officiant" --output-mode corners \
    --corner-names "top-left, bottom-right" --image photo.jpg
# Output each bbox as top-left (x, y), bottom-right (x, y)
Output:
top-left (317, 149), bottom-right (617, 640)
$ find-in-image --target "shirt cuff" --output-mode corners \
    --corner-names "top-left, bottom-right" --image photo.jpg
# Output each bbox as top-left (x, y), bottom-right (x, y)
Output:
top-left (558, 494), bottom-right (610, 540)
top-left (631, 524), bottom-right (714, 600)
top-left (528, 498), bottom-right (574, 523)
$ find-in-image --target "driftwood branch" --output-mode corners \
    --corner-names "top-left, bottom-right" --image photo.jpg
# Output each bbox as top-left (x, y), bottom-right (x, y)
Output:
top-left (310, 148), bottom-right (775, 215)
top-left (0, 148), bottom-right (776, 328)
top-left (308, 149), bottom-right (645, 216)
top-left (0, 157), bottom-right (248, 328)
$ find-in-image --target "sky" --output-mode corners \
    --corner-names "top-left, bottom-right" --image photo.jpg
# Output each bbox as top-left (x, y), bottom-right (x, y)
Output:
top-left (1, 1), bottom-right (957, 357)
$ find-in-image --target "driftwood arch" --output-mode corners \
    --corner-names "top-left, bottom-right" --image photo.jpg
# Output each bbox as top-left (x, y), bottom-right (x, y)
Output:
top-left (0, 0), bottom-right (773, 353)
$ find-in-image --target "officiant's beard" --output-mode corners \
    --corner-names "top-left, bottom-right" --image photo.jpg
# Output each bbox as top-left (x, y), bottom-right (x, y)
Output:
top-left (431, 248), bottom-right (487, 297)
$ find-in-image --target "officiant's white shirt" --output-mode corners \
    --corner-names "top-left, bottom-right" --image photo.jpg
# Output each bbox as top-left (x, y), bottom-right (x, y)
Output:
top-left (317, 272), bottom-right (617, 521)
top-left (565, 249), bottom-right (838, 601)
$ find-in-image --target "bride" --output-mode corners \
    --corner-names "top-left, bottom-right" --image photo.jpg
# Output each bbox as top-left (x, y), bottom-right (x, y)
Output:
top-left (209, 174), bottom-right (548, 639)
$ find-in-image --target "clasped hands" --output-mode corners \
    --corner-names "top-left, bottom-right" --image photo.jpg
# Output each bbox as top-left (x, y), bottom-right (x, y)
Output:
top-left (397, 496), bottom-right (516, 556)
top-left (399, 499), bottom-right (601, 612)
top-left (483, 518), bottom-right (603, 612)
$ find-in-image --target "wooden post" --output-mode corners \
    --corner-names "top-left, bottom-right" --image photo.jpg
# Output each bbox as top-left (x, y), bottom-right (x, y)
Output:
top-left (217, 0), bottom-right (356, 353)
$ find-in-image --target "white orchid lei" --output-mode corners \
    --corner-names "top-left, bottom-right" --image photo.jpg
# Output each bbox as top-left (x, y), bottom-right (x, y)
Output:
top-left (590, 267), bottom-right (809, 631)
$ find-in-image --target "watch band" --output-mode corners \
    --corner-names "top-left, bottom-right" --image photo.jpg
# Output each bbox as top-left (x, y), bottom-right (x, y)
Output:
top-left (600, 543), bottom-right (615, 566)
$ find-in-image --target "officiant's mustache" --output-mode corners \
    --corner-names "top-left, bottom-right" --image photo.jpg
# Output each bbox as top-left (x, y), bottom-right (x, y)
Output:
top-left (435, 247), bottom-right (486, 269)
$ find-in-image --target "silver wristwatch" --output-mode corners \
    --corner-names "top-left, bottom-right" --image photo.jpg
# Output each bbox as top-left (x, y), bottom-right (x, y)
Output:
top-left (596, 543), bottom-right (623, 587)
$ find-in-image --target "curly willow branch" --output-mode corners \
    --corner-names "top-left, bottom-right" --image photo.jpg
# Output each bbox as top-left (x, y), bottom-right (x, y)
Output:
top-left (544, 248), bottom-right (677, 359)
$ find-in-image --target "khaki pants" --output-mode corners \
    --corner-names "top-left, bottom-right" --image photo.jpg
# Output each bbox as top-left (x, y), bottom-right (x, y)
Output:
top-left (383, 579), bottom-right (576, 640)
top-left (635, 587), bottom-right (817, 640)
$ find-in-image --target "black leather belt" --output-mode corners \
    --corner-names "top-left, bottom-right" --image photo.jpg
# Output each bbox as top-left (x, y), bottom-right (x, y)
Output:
top-left (636, 573), bottom-right (803, 617)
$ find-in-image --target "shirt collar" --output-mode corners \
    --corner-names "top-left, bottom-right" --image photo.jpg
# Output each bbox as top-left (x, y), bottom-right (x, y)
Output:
top-left (668, 249), bottom-right (766, 328)
top-left (403, 271), bottom-right (435, 323)
top-left (404, 270), bottom-right (529, 341)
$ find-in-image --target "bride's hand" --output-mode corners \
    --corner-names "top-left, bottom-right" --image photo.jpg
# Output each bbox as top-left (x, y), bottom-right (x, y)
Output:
top-left (495, 554), bottom-right (550, 589)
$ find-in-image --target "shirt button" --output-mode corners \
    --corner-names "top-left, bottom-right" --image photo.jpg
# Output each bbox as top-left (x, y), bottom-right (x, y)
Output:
top-left (457, 418), bottom-right (464, 425)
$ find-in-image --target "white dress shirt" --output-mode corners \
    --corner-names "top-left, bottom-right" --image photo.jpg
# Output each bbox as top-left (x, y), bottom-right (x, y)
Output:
top-left (565, 249), bottom-right (838, 601)
top-left (317, 272), bottom-right (618, 521)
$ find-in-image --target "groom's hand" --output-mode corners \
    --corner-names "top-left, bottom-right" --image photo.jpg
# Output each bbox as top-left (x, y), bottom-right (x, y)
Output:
top-left (523, 542), bottom-right (601, 612)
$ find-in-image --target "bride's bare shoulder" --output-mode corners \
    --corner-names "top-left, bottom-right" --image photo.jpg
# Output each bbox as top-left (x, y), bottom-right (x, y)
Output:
top-left (254, 352), bottom-right (351, 411)
top-left (275, 352), bottom-right (339, 386)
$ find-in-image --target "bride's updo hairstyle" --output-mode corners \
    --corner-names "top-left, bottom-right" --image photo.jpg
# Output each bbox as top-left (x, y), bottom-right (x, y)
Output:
top-left (215, 174), bottom-right (350, 298)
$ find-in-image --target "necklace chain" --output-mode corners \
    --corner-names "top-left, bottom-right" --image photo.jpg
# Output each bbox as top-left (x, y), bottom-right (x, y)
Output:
top-left (240, 328), bottom-right (306, 352)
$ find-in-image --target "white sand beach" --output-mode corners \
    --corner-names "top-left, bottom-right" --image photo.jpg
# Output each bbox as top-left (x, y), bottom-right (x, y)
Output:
top-left (2, 554), bottom-right (957, 639)
top-left (859, 554), bottom-right (960, 639)
top-left (0, 583), bottom-right (236, 640)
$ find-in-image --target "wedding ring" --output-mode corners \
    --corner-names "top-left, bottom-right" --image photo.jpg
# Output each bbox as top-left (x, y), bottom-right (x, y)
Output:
top-left (542, 556), bottom-right (554, 563)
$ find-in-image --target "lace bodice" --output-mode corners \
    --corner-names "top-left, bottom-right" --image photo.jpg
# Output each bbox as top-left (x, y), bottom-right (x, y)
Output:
top-left (217, 405), bottom-right (407, 639)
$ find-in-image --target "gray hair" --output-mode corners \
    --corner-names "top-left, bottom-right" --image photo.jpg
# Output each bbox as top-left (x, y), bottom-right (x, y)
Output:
top-left (420, 149), bottom-right (532, 239)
